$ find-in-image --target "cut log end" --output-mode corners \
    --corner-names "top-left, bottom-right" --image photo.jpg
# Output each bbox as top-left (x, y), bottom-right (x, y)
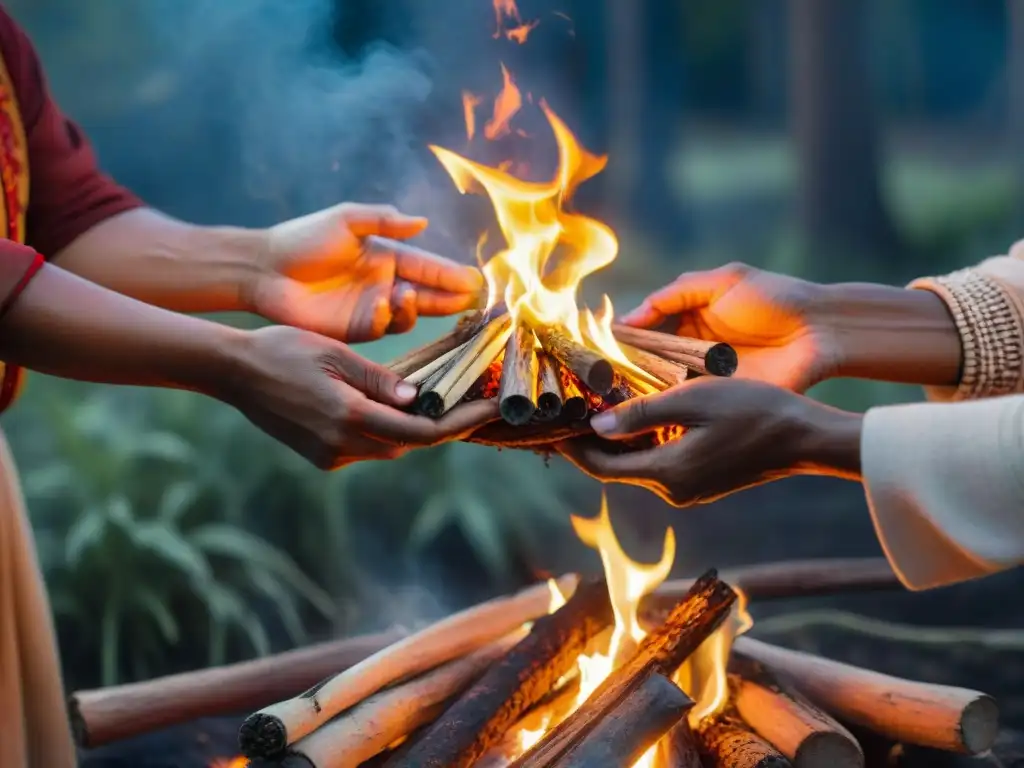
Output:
top-left (536, 390), bottom-right (563, 421)
top-left (961, 695), bottom-right (1000, 754)
top-left (239, 713), bottom-right (289, 759)
top-left (500, 394), bottom-right (538, 426)
top-left (706, 343), bottom-right (739, 377)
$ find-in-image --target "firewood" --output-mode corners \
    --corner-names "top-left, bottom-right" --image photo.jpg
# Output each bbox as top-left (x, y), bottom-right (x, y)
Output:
top-left (734, 637), bottom-right (999, 755)
top-left (561, 375), bottom-right (589, 421)
top-left (511, 570), bottom-right (737, 767)
top-left (403, 341), bottom-right (472, 386)
top-left (696, 714), bottom-right (793, 768)
top-left (67, 628), bottom-right (406, 749)
top-left (729, 655), bottom-right (864, 768)
top-left (612, 324), bottom-right (738, 377)
top-left (535, 325), bottom-right (614, 395)
top-left (388, 310), bottom-right (486, 378)
top-left (385, 576), bottom-right (615, 768)
top-left (266, 635), bottom-right (522, 768)
top-left (536, 353), bottom-right (564, 421)
top-left (615, 342), bottom-right (689, 388)
top-left (499, 325), bottom-right (540, 425)
top-left (663, 721), bottom-right (705, 768)
top-left (475, 680), bottom-right (583, 768)
top-left (415, 315), bottom-right (512, 417)
top-left (554, 673), bottom-right (692, 768)
top-left (642, 558), bottom-right (901, 623)
top-left (239, 574), bottom-right (579, 760)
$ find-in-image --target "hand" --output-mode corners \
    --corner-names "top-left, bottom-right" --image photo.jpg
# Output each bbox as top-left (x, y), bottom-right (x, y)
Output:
top-left (622, 263), bottom-right (839, 392)
top-left (556, 378), bottom-right (863, 508)
top-left (221, 325), bottom-right (499, 469)
top-left (251, 203), bottom-right (485, 343)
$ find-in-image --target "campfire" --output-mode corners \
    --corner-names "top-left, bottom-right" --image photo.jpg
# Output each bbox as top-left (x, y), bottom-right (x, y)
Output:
top-left (228, 495), bottom-right (998, 768)
top-left (385, 40), bottom-right (736, 450)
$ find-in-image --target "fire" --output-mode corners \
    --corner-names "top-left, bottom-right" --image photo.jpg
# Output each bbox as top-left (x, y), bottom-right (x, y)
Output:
top-left (492, 0), bottom-right (539, 43)
top-left (209, 758), bottom-right (248, 768)
top-left (483, 64), bottom-right (523, 141)
top-left (511, 493), bottom-right (753, 766)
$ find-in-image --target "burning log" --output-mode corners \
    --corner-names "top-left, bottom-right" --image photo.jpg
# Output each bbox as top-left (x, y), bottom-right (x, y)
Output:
top-left (696, 714), bottom-right (793, 768)
top-left (535, 353), bottom-right (564, 421)
top-left (402, 341), bottom-right (472, 386)
top-left (499, 325), bottom-right (540, 425)
top-left (475, 680), bottom-right (583, 768)
top-left (663, 721), bottom-right (705, 768)
top-left (535, 325), bottom-right (615, 395)
top-left (258, 635), bottom-right (521, 768)
top-left (67, 628), bottom-right (406, 749)
top-left (561, 375), bottom-right (589, 421)
top-left (511, 570), bottom-right (737, 768)
top-left (414, 314), bottom-right (512, 417)
top-left (734, 637), bottom-right (999, 755)
top-left (615, 341), bottom-right (690, 388)
top-left (239, 574), bottom-right (578, 760)
top-left (611, 323), bottom-right (739, 377)
top-left (385, 576), bottom-right (615, 768)
top-left (729, 654), bottom-right (864, 768)
top-left (555, 673), bottom-right (692, 768)
top-left (388, 310), bottom-right (486, 378)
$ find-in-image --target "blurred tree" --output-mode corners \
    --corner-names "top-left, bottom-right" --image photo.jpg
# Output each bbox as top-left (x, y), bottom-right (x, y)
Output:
top-left (789, 0), bottom-right (897, 259)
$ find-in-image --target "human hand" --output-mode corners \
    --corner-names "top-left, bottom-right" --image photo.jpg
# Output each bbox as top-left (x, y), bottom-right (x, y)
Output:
top-left (221, 325), bottom-right (499, 469)
top-left (556, 377), bottom-right (862, 507)
top-left (251, 203), bottom-right (485, 343)
top-left (622, 263), bottom-right (839, 392)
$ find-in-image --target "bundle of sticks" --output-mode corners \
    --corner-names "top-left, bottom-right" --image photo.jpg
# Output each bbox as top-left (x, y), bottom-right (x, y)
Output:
top-left (387, 307), bottom-right (738, 449)
top-left (212, 560), bottom-right (998, 768)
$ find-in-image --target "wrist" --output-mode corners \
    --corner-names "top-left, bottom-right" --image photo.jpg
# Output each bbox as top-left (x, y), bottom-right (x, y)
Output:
top-left (786, 398), bottom-right (863, 480)
top-left (188, 224), bottom-right (270, 314)
top-left (179, 322), bottom-right (255, 401)
top-left (812, 282), bottom-right (962, 387)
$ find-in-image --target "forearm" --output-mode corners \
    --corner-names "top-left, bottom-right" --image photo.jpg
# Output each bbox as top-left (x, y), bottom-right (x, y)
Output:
top-left (50, 209), bottom-right (266, 314)
top-left (0, 261), bottom-right (247, 395)
top-left (815, 282), bottom-right (962, 387)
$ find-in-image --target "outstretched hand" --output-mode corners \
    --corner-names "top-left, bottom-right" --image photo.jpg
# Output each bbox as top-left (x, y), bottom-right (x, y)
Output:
top-left (252, 203), bottom-right (484, 343)
top-left (556, 377), bottom-right (863, 507)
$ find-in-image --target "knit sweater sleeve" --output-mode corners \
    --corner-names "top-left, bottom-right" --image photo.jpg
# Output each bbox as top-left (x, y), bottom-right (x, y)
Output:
top-left (909, 248), bottom-right (1024, 401)
top-left (861, 394), bottom-right (1024, 590)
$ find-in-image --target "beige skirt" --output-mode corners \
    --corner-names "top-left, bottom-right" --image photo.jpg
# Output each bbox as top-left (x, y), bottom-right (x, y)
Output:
top-left (0, 428), bottom-right (77, 767)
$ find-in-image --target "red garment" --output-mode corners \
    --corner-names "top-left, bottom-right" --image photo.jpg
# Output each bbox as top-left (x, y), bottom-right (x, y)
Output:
top-left (0, 5), bottom-right (144, 411)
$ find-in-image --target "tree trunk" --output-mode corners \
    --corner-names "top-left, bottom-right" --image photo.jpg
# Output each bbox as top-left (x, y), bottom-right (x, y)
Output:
top-left (789, 0), bottom-right (897, 261)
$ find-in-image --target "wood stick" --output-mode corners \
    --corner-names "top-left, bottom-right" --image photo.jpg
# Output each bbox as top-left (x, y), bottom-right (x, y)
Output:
top-left (642, 558), bottom-right (901, 623)
top-left (475, 680), bottom-right (582, 768)
top-left (278, 634), bottom-right (522, 768)
top-left (239, 574), bottom-right (579, 759)
top-left (663, 721), bottom-right (704, 768)
top-left (616, 342), bottom-right (689, 388)
top-left (696, 714), bottom-right (793, 768)
top-left (415, 315), bottom-right (512, 418)
top-left (403, 340), bottom-right (472, 386)
top-left (536, 325), bottom-right (615, 395)
top-left (499, 325), bottom-right (540, 425)
top-left (734, 637), bottom-right (999, 755)
top-left (729, 655), bottom-right (864, 768)
top-left (561, 375), bottom-right (589, 421)
top-left (67, 628), bottom-right (406, 748)
top-left (555, 673), bottom-right (692, 768)
top-left (612, 324), bottom-right (738, 377)
top-left (388, 310), bottom-right (485, 378)
top-left (511, 570), bottom-right (736, 767)
top-left (536, 353), bottom-right (564, 421)
top-left (385, 577), bottom-right (615, 768)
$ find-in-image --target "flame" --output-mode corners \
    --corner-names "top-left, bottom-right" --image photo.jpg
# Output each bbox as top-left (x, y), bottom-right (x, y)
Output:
top-left (493, 0), bottom-right (539, 43)
top-left (209, 758), bottom-right (248, 768)
top-left (462, 91), bottom-right (482, 142)
top-left (483, 64), bottom-right (523, 141)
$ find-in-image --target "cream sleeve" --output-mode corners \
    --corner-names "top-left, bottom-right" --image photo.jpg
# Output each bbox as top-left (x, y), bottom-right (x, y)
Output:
top-left (861, 394), bottom-right (1024, 591)
top-left (909, 246), bottom-right (1024, 401)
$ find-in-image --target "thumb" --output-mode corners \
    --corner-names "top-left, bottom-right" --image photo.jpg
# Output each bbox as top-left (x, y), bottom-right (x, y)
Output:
top-left (329, 344), bottom-right (419, 406)
top-left (590, 384), bottom-right (706, 439)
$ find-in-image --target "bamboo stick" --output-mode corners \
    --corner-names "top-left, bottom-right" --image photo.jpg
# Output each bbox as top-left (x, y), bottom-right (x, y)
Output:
top-left (499, 325), bottom-right (540, 425)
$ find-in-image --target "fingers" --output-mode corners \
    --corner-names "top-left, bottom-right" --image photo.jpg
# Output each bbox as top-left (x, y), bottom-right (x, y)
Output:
top-left (364, 236), bottom-right (484, 295)
top-left (325, 346), bottom-right (419, 407)
top-left (387, 280), bottom-right (418, 335)
top-left (620, 263), bottom-right (749, 327)
top-left (556, 437), bottom-right (659, 481)
top-left (589, 385), bottom-right (705, 440)
top-left (414, 286), bottom-right (481, 316)
top-left (350, 397), bottom-right (500, 446)
top-left (340, 203), bottom-right (428, 240)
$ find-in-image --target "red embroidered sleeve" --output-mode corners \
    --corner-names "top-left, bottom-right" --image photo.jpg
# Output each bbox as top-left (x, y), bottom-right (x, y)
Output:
top-left (0, 9), bottom-right (143, 258)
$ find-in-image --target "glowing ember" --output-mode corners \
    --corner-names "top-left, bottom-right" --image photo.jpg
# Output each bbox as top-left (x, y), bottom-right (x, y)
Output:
top-left (209, 758), bottom-right (248, 768)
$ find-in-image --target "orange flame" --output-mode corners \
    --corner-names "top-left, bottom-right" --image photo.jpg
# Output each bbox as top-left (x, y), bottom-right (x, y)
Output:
top-left (209, 758), bottom-right (248, 768)
top-left (493, 0), bottom-right (539, 43)
top-left (462, 91), bottom-right (482, 142)
top-left (483, 64), bottom-right (523, 141)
